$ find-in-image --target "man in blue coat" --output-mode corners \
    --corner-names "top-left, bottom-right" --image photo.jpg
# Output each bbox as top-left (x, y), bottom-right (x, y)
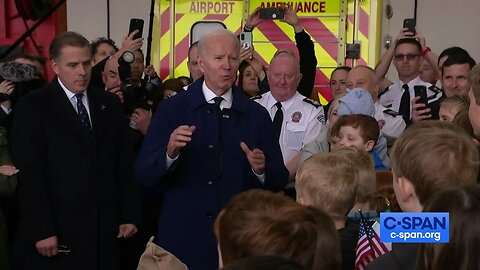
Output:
top-left (136, 29), bottom-right (289, 269)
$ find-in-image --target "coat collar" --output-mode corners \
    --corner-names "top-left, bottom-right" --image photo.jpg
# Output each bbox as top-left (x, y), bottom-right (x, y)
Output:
top-left (47, 77), bottom-right (106, 140)
top-left (185, 77), bottom-right (250, 114)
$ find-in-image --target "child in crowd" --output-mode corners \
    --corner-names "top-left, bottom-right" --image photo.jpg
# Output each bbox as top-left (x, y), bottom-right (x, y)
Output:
top-left (416, 184), bottom-right (480, 270)
top-left (221, 256), bottom-right (306, 270)
top-left (367, 121), bottom-right (479, 270)
top-left (369, 170), bottom-right (401, 214)
top-left (439, 95), bottom-right (469, 122)
top-left (336, 88), bottom-right (390, 166)
top-left (300, 88), bottom-right (390, 167)
top-left (332, 147), bottom-right (378, 222)
top-left (330, 114), bottom-right (387, 170)
top-left (298, 95), bottom-right (345, 164)
top-left (215, 189), bottom-right (341, 270)
top-left (439, 95), bottom-right (476, 139)
top-left (296, 150), bottom-right (359, 270)
top-left (326, 94), bottom-right (345, 127)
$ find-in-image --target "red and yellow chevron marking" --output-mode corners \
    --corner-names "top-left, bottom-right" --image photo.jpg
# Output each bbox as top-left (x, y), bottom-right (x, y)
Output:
top-left (151, 0), bottom-right (381, 105)
top-left (345, 0), bottom-right (381, 68)
top-left (153, 0), bottom-right (243, 80)
top-left (249, 0), bottom-right (344, 103)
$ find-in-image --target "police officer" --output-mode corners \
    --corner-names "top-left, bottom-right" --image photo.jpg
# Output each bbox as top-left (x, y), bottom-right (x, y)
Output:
top-left (346, 65), bottom-right (406, 138)
top-left (254, 50), bottom-right (325, 178)
top-left (378, 38), bottom-right (442, 125)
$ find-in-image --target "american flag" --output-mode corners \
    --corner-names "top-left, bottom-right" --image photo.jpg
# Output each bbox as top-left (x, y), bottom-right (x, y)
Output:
top-left (354, 219), bottom-right (390, 270)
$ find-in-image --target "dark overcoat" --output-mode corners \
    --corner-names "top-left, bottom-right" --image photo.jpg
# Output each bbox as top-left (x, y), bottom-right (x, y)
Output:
top-left (11, 79), bottom-right (140, 270)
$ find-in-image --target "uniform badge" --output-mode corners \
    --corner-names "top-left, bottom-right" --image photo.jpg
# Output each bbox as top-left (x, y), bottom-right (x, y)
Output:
top-left (291, 111), bottom-right (302, 123)
top-left (317, 114), bottom-right (326, 125)
top-left (377, 119), bottom-right (386, 129)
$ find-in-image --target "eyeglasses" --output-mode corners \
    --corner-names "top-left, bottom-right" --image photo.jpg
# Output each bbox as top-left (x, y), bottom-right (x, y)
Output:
top-left (394, 54), bottom-right (420, 61)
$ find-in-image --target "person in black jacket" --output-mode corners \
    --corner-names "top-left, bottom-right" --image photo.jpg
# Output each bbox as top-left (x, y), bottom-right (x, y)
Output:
top-left (11, 31), bottom-right (141, 270)
top-left (366, 121), bottom-right (479, 270)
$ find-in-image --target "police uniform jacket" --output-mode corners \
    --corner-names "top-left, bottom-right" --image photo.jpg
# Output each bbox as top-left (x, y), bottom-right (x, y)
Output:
top-left (379, 76), bottom-right (443, 122)
top-left (135, 78), bottom-right (288, 270)
top-left (254, 91), bottom-right (326, 164)
top-left (374, 102), bottom-right (406, 138)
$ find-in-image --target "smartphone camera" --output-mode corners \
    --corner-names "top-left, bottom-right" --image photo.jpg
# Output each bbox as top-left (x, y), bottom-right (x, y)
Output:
top-left (414, 85), bottom-right (428, 106)
top-left (240, 32), bottom-right (252, 49)
top-left (259, 8), bottom-right (285, 20)
top-left (403, 18), bottom-right (416, 36)
top-left (129, 18), bottom-right (144, 40)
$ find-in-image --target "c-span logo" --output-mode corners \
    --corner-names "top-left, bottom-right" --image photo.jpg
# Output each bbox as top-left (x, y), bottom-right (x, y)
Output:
top-left (380, 212), bottom-right (449, 243)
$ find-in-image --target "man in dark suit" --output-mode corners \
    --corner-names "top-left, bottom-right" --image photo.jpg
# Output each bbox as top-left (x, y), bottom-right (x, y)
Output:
top-left (11, 31), bottom-right (140, 270)
top-left (136, 29), bottom-right (289, 269)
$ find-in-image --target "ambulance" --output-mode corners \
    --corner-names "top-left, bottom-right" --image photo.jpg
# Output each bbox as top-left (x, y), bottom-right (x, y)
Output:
top-left (150, 0), bottom-right (382, 103)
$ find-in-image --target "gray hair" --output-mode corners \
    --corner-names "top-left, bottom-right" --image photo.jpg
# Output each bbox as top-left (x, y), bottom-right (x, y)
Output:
top-left (197, 29), bottom-right (240, 57)
top-left (270, 49), bottom-right (300, 73)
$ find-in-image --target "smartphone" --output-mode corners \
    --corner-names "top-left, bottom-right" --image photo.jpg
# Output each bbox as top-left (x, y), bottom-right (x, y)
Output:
top-left (259, 8), bottom-right (285, 20)
top-left (403, 18), bottom-right (416, 36)
top-left (128, 18), bottom-right (144, 39)
top-left (414, 85), bottom-right (428, 106)
top-left (240, 32), bottom-right (252, 49)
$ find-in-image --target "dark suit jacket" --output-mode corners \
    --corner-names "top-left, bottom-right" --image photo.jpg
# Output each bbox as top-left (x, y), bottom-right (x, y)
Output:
top-left (11, 78), bottom-right (141, 270)
top-left (136, 78), bottom-right (289, 270)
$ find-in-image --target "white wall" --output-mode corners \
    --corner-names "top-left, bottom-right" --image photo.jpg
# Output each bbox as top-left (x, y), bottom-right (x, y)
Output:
top-left (67, 0), bottom-right (150, 50)
top-left (380, 0), bottom-right (480, 80)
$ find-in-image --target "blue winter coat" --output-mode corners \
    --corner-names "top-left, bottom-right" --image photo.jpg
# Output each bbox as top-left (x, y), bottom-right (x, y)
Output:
top-left (136, 78), bottom-right (289, 269)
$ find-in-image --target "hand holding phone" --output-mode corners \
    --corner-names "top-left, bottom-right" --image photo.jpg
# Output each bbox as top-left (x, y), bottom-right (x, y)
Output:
top-left (403, 18), bottom-right (416, 36)
top-left (411, 85), bottom-right (432, 122)
top-left (129, 18), bottom-right (144, 40)
top-left (240, 32), bottom-right (253, 49)
top-left (414, 85), bottom-right (428, 106)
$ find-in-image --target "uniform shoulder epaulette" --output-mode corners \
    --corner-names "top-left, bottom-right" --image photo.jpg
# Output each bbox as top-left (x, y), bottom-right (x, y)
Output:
top-left (383, 109), bottom-right (399, 117)
top-left (250, 95), bottom-right (262, 100)
top-left (378, 85), bottom-right (393, 98)
top-left (427, 85), bottom-right (444, 102)
top-left (302, 97), bottom-right (321, 108)
top-left (428, 85), bottom-right (442, 94)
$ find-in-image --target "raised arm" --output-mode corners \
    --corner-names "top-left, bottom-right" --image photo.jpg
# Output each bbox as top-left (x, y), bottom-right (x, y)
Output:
top-left (415, 29), bottom-right (439, 73)
top-left (282, 7), bottom-right (317, 98)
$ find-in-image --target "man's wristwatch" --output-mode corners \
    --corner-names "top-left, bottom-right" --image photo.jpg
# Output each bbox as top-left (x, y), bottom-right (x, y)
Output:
top-left (243, 25), bottom-right (253, 32)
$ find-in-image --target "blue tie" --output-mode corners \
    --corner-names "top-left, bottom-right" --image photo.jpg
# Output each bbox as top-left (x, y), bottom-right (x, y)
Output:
top-left (75, 93), bottom-right (92, 130)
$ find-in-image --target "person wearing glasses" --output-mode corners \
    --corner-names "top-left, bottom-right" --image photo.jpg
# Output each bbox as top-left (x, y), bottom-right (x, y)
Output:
top-left (375, 31), bottom-right (443, 125)
top-left (379, 37), bottom-right (443, 125)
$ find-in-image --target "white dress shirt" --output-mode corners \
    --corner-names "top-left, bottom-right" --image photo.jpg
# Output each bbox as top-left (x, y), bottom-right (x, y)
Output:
top-left (58, 78), bottom-right (91, 124)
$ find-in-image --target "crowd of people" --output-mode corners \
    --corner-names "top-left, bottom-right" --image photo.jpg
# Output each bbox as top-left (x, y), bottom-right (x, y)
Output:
top-left (0, 5), bottom-right (479, 270)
